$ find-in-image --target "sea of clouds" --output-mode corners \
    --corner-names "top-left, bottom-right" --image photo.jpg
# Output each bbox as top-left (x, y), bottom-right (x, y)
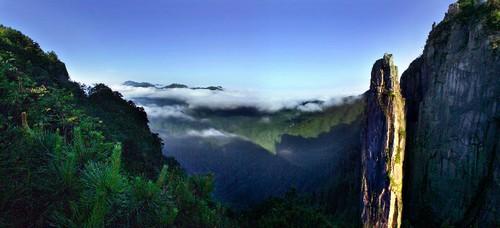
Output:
top-left (112, 84), bottom-right (361, 116)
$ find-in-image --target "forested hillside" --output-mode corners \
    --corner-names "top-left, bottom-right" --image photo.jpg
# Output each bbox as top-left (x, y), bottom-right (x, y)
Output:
top-left (0, 25), bottom-right (338, 227)
top-left (0, 25), bottom-right (238, 227)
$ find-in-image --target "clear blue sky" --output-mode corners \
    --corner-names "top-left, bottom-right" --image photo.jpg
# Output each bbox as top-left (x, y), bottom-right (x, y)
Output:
top-left (0, 0), bottom-right (454, 94)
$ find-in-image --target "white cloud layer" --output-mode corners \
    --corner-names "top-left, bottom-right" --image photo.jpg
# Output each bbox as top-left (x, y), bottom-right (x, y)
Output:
top-left (142, 104), bottom-right (194, 120)
top-left (112, 84), bottom-right (361, 112)
top-left (186, 128), bottom-right (237, 138)
top-left (297, 103), bottom-right (323, 112)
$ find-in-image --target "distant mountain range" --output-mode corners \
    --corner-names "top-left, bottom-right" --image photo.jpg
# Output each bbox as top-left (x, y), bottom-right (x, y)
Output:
top-left (123, 80), bottom-right (223, 91)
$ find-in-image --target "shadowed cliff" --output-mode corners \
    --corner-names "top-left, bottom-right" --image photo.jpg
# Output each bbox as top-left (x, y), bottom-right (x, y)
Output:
top-left (400, 1), bottom-right (499, 226)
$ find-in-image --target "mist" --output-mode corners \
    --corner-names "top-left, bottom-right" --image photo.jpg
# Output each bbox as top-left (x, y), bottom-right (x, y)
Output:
top-left (112, 84), bottom-right (362, 113)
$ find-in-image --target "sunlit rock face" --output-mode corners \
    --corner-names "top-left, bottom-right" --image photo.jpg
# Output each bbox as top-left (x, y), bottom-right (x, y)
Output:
top-left (401, 3), bottom-right (499, 227)
top-left (361, 54), bottom-right (406, 228)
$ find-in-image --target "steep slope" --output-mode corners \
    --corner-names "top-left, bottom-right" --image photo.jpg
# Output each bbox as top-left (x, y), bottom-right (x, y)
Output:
top-left (85, 84), bottom-right (164, 178)
top-left (144, 98), bottom-right (364, 154)
top-left (0, 25), bottom-right (165, 178)
top-left (201, 101), bottom-right (364, 153)
top-left (164, 118), bottom-right (363, 211)
top-left (400, 1), bottom-right (499, 227)
top-left (361, 54), bottom-right (406, 228)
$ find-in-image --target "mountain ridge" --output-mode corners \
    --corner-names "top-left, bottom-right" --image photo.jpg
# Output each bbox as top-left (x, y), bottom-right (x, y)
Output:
top-left (123, 80), bottom-right (224, 91)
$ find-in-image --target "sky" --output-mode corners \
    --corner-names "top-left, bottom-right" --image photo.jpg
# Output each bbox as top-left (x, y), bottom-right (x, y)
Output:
top-left (0, 0), bottom-right (455, 95)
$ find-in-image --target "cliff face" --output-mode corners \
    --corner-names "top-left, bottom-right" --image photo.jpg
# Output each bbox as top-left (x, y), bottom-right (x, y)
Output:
top-left (401, 2), bottom-right (499, 227)
top-left (361, 54), bottom-right (406, 228)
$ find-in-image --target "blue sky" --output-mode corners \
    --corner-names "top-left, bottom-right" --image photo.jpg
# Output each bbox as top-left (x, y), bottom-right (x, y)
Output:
top-left (0, 0), bottom-right (454, 94)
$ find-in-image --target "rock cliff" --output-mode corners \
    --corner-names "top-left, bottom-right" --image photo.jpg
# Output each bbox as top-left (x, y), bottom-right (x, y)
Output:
top-left (400, 1), bottom-right (499, 227)
top-left (361, 54), bottom-right (406, 228)
top-left (361, 2), bottom-right (499, 227)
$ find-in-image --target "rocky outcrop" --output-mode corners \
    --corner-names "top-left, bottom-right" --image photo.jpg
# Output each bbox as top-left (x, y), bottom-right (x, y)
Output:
top-left (361, 54), bottom-right (406, 228)
top-left (401, 2), bottom-right (499, 227)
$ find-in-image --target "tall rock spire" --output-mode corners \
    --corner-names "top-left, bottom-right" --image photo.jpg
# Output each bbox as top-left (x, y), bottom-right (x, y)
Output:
top-left (361, 53), bottom-right (406, 228)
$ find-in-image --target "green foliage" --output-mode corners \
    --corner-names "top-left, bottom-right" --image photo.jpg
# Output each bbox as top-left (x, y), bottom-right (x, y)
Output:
top-left (0, 25), bottom-right (232, 227)
top-left (455, 0), bottom-right (500, 31)
top-left (156, 164), bottom-right (169, 187)
top-left (86, 83), bottom-right (164, 178)
top-left (155, 98), bottom-right (364, 153)
top-left (458, 0), bottom-right (475, 10)
top-left (486, 0), bottom-right (500, 31)
top-left (236, 101), bottom-right (363, 153)
top-left (240, 190), bottom-right (336, 228)
top-left (430, 0), bottom-right (499, 44)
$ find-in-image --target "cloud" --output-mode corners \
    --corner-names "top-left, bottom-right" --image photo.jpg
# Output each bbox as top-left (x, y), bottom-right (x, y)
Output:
top-left (186, 128), bottom-right (237, 138)
top-left (112, 84), bottom-right (361, 113)
top-left (297, 103), bottom-right (323, 112)
top-left (260, 116), bottom-right (271, 123)
top-left (141, 104), bottom-right (194, 120)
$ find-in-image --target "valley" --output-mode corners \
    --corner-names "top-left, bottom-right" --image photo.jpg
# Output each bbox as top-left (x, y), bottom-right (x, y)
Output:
top-left (120, 82), bottom-right (365, 209)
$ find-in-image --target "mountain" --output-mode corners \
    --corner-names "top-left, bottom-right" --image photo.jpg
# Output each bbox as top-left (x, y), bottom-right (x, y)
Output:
top-left (162, 83), bottom-right (189, 89)
top-left (159, 110), bottom-right (364, 209)
top-left (360, 1), bottom-right (499, 227)
top-left (192, 85), bottom-right (224, 91)
top-left (0, 1), bottom-right (498, 227)
top-left (0, 25), bottom-right (234, 227)
top-left (122, 3), bottom-right (499, 226)
top-left (401, 1), bottom-right (499, 226)
top-left (134, 94), bottom-right (363, 153)
top-left (124, 80), bottom-right (224, 91)
top-left (123, 80), bottom-right (157, 88)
